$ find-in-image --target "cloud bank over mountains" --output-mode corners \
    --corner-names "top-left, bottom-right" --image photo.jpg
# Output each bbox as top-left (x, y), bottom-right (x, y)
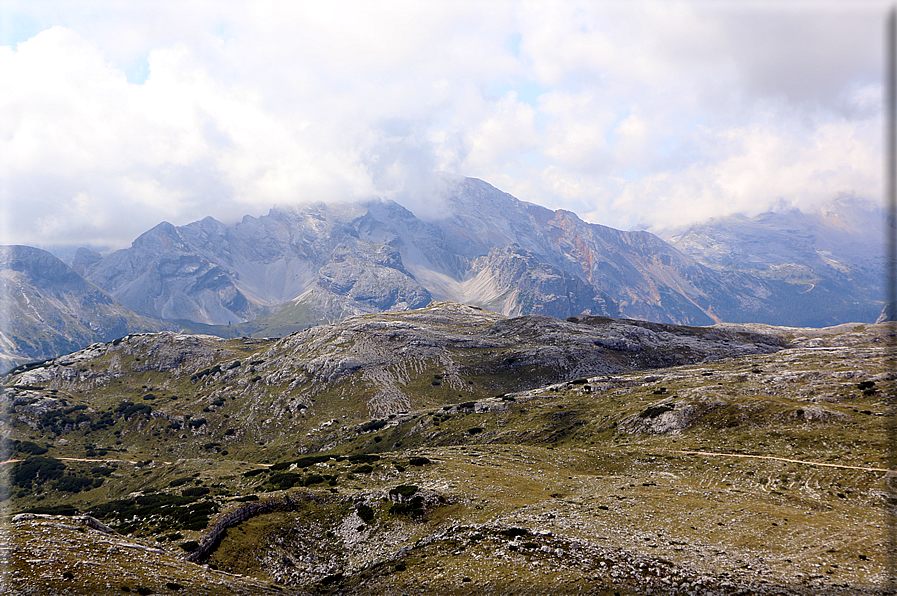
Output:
top-left (0, 1), bottom-right (885, 248)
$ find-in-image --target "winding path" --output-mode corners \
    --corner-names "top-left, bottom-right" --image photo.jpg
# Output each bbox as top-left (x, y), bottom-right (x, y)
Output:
top-left (652, 447), bottom-right (896, 474)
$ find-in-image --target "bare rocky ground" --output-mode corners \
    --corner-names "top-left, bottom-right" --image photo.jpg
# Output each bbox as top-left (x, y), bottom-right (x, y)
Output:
top-left (1, 305), bottom-right (893, 594)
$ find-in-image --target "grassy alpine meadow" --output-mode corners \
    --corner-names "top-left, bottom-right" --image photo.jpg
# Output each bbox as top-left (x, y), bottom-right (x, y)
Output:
top-left (2, 308), bottom-right (892, 594)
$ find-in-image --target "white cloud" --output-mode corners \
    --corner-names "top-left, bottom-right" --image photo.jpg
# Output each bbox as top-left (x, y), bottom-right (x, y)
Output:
top-left (0, 1), bottom-right (887, 248)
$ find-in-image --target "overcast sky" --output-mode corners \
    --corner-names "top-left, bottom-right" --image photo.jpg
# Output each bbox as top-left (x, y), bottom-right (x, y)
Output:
top-left (0, 0), bottom-right (888, 250)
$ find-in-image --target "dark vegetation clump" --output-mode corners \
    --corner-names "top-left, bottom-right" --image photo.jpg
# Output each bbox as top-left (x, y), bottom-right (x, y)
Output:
top-left (408, 457), bottom-right (430, 466)
top-left (269, 472), bottom-right (302, 489)
top-left (389, 485), bottom-right (419, 498)
top-left (348, 454), bottom-right (380, 464)
top-left (320, 573), bottom-right (343, 586)
top-left (858, 380), bottom-right (877, 395)
top-left (360, 419), bottom-right (387, 433)
top-left (11, 456), bottom-right (66, 489)
top-left (181, 486), bottom-right (210, 497)
top-left (39, 407), bottom-right (91, 433)
top-left (10, 440), bottom-right (48, 455)
top-left (639, 404), bottom-right (674, 419)
top-left (389, 497), bottom-right (424, 516)
top-left (88, 493), bottom-right (218, 533)
top-left (356, 503), bottom-right (375, 524)
top-left (53, 475), bottom-right (101, 492)
top-left (191, 365), bottom-right (222, 382)
top-left (22, 504), bottom-right (79, 516)
top-left (304, 474), bottom-right (325, 486)
top-left (114, 402), bottom-right (152, 420)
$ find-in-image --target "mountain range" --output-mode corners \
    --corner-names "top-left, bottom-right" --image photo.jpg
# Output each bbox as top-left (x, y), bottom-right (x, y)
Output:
top-left (1, 174), bottom-right (887, 369)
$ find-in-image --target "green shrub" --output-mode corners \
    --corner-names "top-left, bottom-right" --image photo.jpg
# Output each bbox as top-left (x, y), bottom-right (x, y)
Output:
top-left (115, 402), bottom-right (152, 420)
top-left (348, 454), bottom-right (380, 464)
top-left (89, 494), bottom-right (217, 533)
top-left (361, 420), bottom-right (387, 433)
top-left (180, 541), bottom-right (199, 552)
top-left (269, 472), bottom-right (302, 488)
top-left (356, 503), bottom-right (375, 524)
top-left (191, 364), bottom-right (222, 382)
top-left (22, 504), bottom-right (79, 516)
top-left (389, 499), bottom-right (424, 516)
top-left (389, 485), bottom-right (419, 498)
top-left (53, 475), bottom-right (95, 493)
top-left (181, 487), bottom-right (210, 497)
top-left (352, 464), bottom-right (374, 474)
top-left (13, 440), bottom-right (48, 455)
top-left (303, 474), bottom-right (325, 486)
top-left (12, 457), bottom-right (66, 488)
